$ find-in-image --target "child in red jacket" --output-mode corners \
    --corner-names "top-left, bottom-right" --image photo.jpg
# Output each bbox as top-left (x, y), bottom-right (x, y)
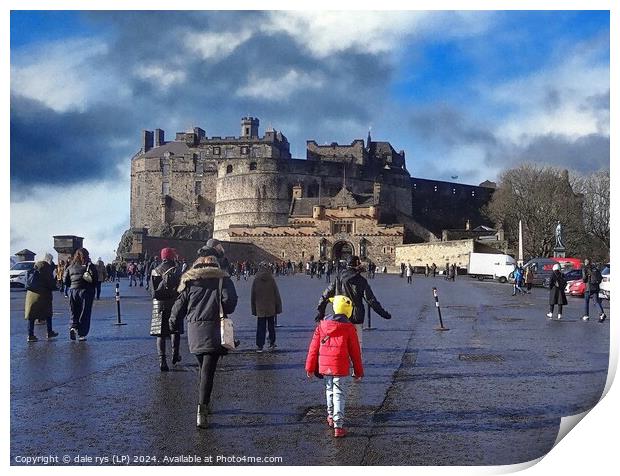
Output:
top-left (305, 295), bottom-right (364, 438)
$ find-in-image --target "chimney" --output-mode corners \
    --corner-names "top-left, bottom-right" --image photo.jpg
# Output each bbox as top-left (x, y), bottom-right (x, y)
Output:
top-left (142, 130), bottom-right (154, 152)
top-left (155, 129), bottom-right (165, 147)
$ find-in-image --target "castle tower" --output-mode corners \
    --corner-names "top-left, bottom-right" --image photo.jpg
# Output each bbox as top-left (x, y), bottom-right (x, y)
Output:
top-left (241, 117), bottom-right (259, 138)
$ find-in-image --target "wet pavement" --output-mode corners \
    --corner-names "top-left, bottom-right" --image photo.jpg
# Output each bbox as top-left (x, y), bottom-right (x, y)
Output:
top-left (10, 273), bottom-right (609, 466)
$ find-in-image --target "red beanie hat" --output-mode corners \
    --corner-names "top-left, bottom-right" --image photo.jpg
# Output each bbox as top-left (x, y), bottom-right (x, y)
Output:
top-left (160, 247), bottom-right (177, 260)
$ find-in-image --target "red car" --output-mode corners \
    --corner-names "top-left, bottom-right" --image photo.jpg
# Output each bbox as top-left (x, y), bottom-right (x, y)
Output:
top-left (568, 279), bottom-right (586, 297)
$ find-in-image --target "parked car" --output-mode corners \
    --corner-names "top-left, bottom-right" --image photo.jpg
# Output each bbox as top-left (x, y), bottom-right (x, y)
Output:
top-left (600, 265), bottom-right (610, 300)
top-left (551, 257), bottom-right (583, 271)
top-left (10, 261), bottom-right (35, 288)
top-left (523, 258), bottom-right (557, 287)
top-left (568, 279), bottom-right (586, 297)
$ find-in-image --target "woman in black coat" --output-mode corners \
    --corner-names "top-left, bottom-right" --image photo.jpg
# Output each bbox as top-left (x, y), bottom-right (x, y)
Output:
top-left (169, 253), bottom-right (238, 428)
top-left (547, 264), bottom-right (567, 320)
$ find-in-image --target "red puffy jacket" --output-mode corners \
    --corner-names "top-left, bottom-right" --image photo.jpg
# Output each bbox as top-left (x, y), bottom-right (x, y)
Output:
top-left (305, 315), bottom-right (364, 377)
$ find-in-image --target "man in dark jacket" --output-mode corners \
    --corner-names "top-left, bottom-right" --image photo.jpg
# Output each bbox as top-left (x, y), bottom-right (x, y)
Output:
top-left (582, 259), bottom-right (606, 322)
top-left (150, 248), bottom-right (182, 371)
top-left (251, 263), bottom-right (282, 352)
top-left (316, 255), bottom-right (391, 350)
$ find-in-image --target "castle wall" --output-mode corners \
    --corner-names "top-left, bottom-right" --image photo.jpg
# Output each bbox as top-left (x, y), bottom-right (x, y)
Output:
top-left (395, 239), bottom-right (476, 269)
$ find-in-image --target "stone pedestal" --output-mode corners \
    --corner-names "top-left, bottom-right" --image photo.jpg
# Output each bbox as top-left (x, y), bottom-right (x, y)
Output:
top-left (553, 247), bottom-right (566, 258)
top-left (53, 235), bottom-right (84, 263)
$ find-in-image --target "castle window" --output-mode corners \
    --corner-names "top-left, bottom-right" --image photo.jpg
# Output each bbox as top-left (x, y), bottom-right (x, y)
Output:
top-left (249, 162), bottom-right (257, 171)
top-left (245, 127), bottom-right (250, 136)
top-left (241, 146), bottom-right (249, 155)
top-left (281, 251), bottom-right (286, 258)
top-left (195, 181), bottom-right (202, 196)
top-left (226, 164), bottom-right (233, 174)
top-left (195, 160), bottom-right (204, 176)
top-left (213, 147), bottom-right (221, 156)
top-left (434, 185), bottom-right (438, 192)
top-left (162, 181), bottom-right (170, 196)
top-left (452, 188), bottom-right (456, 194)
top-left (471, 190), bottom-right (475, 197)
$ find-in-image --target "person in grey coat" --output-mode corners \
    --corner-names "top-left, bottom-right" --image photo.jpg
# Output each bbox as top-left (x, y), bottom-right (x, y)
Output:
top-left (251, 263), bottom-right (282, 352)
top-left (169, 253), bottom-right (238, 429)
top-left (63, 248), bottom-right (98, 341)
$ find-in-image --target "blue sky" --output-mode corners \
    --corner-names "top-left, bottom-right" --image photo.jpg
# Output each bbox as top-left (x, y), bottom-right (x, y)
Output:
top-left (9, 10), bottom-right (610, 261)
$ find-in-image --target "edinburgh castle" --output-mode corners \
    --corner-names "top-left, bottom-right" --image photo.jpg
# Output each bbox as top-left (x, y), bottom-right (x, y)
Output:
top-left (121, 117), bottom-right (499, 268)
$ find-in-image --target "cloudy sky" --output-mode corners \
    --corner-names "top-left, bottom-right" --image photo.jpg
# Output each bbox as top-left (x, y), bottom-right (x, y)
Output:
top-left (9, 10), bottom-right (610, 262)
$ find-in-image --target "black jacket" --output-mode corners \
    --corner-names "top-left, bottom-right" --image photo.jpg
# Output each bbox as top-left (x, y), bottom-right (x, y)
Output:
top-left (63, 262), bottom-right (98, 290)
top-left (169, 265), bottom-right (238, 355)
top-left (582, 265), bottom-right (601, 293)
top-left (150, 260), bottom-right (181, 336)
top-left (317, 268), bottom-right (391, 324)
top-left (548, 271), bottom-right (568, 305)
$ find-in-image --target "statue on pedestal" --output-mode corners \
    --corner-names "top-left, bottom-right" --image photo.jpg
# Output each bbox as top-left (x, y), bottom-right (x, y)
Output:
top-left (555, 221), bottom-right (565, 249)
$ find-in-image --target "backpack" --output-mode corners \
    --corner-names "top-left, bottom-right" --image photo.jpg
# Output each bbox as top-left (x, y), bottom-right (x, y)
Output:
top-left (152, 266), bottom-right (178, 300)
top-left (25, 268), bottom-right (41, 291)
top-left (590, 267), bottom-right (603, 285)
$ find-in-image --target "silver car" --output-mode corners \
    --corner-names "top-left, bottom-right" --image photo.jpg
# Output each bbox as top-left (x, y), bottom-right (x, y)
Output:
top-left (10, 261), bottom-right (35, 288)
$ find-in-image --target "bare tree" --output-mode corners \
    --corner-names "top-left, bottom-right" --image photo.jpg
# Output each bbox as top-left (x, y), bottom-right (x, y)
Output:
top-left (486, 164), bottom-right (585, 259)
top-left (571, 170), bottom-right (610, 250)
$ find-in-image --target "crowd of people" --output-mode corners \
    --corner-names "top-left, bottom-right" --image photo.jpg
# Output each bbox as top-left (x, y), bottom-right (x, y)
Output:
top-left (21, 239), bottom-right (607, 438)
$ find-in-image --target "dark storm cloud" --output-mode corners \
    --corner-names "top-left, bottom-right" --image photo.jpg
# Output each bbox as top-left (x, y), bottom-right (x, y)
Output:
top-left (409, 105), bottom-right (497, 148)
top-left (495, 133), bottom-right (610, 173)
top-left (10, 95), bottom-right (137, 188)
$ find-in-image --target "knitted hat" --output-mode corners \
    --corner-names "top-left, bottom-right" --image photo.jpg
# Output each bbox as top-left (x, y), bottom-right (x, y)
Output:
top-left (160, 247), bottom-right (177, 260)
top-left (329, 295), bottom-right (353, 319)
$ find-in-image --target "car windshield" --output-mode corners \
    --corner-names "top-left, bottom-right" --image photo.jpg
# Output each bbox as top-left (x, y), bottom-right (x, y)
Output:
top-left (10, 262), bottom-right (34, 271)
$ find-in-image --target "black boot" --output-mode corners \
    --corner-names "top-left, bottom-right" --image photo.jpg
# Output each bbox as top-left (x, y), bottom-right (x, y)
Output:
top-left (159, 356), bottom-right (169, 372)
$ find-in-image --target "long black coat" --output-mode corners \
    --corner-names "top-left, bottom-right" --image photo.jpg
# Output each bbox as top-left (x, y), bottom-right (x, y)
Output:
top-left (149, 260), bottom-right (181, 336)
top-left (169, 265), bottom-right (238, 355)
top-left (548, 271), bottom-right (568, 305)
top-left (317, 268), bottom-right (390, 324)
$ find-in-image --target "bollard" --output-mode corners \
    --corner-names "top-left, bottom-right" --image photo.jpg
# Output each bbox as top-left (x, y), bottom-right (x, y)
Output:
top-left (364, 304), bottom-right (376, 331)
top-left (432, 287), bottom-right (449, 331)
top-left (113, 283), bottom-right (127, 326)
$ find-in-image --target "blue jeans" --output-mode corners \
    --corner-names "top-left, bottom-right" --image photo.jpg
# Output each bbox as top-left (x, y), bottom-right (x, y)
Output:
top-left (325, 376), bottom-right (347, 428)
top-left (584, 290), bottom-right (604, 316)
top-left (256, 316), bottom-right (276, 348)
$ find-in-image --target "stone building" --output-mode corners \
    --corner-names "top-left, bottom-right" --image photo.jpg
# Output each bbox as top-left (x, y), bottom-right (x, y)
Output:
top-left (124, 117), bottom-right (496, 266)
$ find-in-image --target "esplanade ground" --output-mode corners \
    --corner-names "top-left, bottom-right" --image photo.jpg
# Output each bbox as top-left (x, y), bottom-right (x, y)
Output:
top-left (10, 273), bottom-right (608, 465)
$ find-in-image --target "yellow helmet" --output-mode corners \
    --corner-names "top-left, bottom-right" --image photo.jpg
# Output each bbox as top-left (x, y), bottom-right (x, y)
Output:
top-left (329, 295), bottom-right (353, 318)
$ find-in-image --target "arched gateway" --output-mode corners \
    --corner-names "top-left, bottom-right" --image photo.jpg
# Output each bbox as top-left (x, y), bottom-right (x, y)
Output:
top-left (332, 241), bottom-right (354, 261)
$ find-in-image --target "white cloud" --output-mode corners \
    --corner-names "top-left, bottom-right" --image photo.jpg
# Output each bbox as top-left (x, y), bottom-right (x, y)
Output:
top-left (11, 38), bottom-right (114, 113)
top-left (10, 179), bottom-right (130, 263)
top-left (133, 64), bottom-right (187, 90)
top-left (261, 11), bottom-right (492, 58)
top-left (184, 29), bottom-right (253, 61)
top-left (236, 69), bottom-right (325, 100)
top-left (489, 43), bottom-right (609, 142)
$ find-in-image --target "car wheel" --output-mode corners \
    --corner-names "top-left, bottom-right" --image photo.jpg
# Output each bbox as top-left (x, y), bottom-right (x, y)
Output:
top-left (498, 277), bottom-right (507, 284)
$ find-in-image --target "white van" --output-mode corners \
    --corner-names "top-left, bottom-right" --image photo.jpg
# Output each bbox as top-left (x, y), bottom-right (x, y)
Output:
top-left (468, 252), bottom-right (516, 283)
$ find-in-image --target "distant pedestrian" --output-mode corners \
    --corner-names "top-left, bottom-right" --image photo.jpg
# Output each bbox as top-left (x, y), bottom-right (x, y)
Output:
top-left (581, 259), bottom-right (607, 322)
top-left (305, 295), bottom-right (363, 438)
top-left (425, 264), bottom-right (430, 278)
top-left (449, 264), bottom-right (456, 281)
top-left (251, 262), bottom-right (282, 353)
top-left (400, 262), bottom-right (405, 278)
top-left (547, 263), bottom-right (567, 320)
top-left (406, 262), bottom-right (413, 284)
top-left (137, 261), bottom-right (145, 287)
top-left (169, 254), bottom-right (238, 429)
top-left (150, 248), bottom-right (182, 371)
top-left (63, 248), bottom-right (98, 341)
top-left (127, 261), bottom-right (137, 287)
top-left (55, 259), bottom-right (66, 293)
top-left (431, 263), bottom-right (437, 278)
top-left (524, 265), bottom-right (534, 293)
top-left (512, 266), bottom-right (526, 296)
top-left (25, 253), bottom-right (59, 342)
top-left (95, 258), bottom-right (107, 300)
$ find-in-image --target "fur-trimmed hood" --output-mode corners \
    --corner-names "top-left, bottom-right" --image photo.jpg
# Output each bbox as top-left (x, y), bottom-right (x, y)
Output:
top-left (178, 265), bottom-right (229, 292)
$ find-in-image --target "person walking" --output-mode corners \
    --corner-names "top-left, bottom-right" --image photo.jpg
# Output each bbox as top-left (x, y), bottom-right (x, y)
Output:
top-left (582, 259), bottom-right (607, 322)
top-left (406, 262), bottom-right (413, 284)
top-left (63, 248), bottom-right (98, 341)
top-left (425, 264), bottom-right (430, 278)
top-left (55, 259), bottom-right (66, 293)
top-left (150, 248), bottom-right (182, 371)
top-left (251, 262), bottom-right (282, 353)
top-left (305, 295), bottom-right (363, 438)
top-left (316, 255), bottom-right (391, 351)
top-left (25, 253), bottom-right (59, 342)
top-left (94, 258), bottom-right (107, 300)
top-left (400, 262), bottom-right (405, 278)
top-left (547, 263), bottom-right (567, 319)
top-left (169, 252), bottom-right (238, 429)
top-left (326, 260), bottom-right (333, 283)
top-left (512, 266), bottom-right (526, 296)
top-left (524, 265), bottom-right (534, 293)
top-left (431, 263), bottom-right (437, 278)
top-left (137, 261), bottom-right (145, 287)
top-left (449, 264), bottom-right (456, 282)
top-left (127, 261), bottom-right (137, 287)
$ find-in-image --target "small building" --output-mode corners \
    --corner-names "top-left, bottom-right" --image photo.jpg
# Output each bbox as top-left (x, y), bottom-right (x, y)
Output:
top-left (15, 249), bottom-right (36, 262)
